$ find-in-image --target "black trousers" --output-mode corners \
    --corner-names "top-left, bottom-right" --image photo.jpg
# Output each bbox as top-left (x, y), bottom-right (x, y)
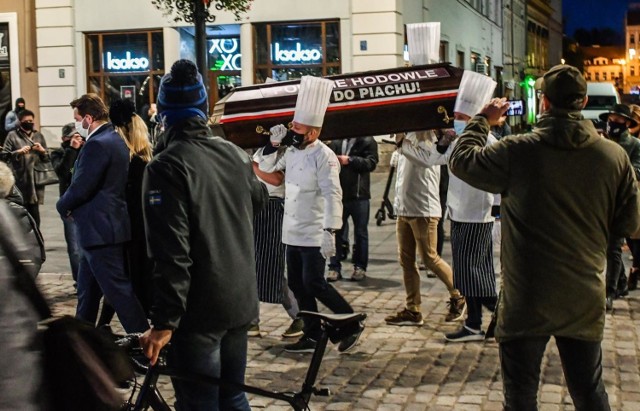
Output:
top-left (286, 245), bottom-right (354, 340)
top-left (25, 203), bottom-right (40, 228)
top-left (465, 296), bottom-right (497, 330)
top-left (606, 237), bottom-right (627, 296)
top-left (500, 336), bottom-right (610, 411)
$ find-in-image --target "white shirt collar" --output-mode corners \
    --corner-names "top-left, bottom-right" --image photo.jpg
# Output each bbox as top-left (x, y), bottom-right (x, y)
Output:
top-left (86, 122), bottom-right (107, 140)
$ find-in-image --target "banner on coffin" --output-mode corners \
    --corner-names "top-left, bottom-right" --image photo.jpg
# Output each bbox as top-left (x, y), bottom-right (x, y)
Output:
top-left (260, 67), bottom-right (451, 103)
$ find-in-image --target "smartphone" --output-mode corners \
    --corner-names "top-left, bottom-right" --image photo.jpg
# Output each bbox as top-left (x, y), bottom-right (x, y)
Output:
top-left (505, 100), bottom-right (524, 116)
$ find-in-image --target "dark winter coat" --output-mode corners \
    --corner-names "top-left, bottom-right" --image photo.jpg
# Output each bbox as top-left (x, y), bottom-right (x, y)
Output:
top-left (0, 200), bottom-right (41, 410)
top-left (608, 130), bottom-right (640, 179)
top-left (143, 116), bottom-right (268, 332)
top-left (2, 129), bottom-right (49, 205)
top-left (327, 137), bottom-right (379, 201)
top-left (5, 186), bottom-right (45, 274)
top-left (450, 108), bottom-right (640, 342)
top-left (50, 140), bottom-right (80, 196)
top-left (126, 155), bottom-right (153, 314)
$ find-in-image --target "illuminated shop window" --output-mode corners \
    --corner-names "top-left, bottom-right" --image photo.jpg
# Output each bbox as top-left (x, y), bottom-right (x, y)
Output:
top-left (86, 30), bottom-right (164, 112)
top-left (253, 20), bottom-right (341, 83)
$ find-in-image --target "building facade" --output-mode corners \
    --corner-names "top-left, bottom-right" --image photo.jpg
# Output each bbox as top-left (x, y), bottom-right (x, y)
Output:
top-left (625, 4), bottom-right (640, 95)
top-left (582, 46), bottom-right (625, 90)
top-left (32, 0), bottom-right (511, 144)
top-left (0, 0), bottom-right (39, 143)
top-left (503, 0), bottom-right (527, 100)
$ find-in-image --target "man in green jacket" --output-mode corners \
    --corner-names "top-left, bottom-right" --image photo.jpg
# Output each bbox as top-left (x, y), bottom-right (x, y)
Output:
top-left (449, 64), bottom-right (640, 410)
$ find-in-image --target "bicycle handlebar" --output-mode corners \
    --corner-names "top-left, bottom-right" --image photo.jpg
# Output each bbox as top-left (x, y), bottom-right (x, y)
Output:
top-left (115, 333), bottom-right (157, 373)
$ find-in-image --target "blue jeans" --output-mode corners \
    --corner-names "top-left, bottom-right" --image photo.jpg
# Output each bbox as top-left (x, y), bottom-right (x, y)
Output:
top-left (500, 336), bottom-right (610, 411)
top-left (168, 326), bottom-right (251, 411)
top-left (329, 199), bottom-right (370, 272)
top-left (76, 243), bottom-right (148, 333)
top-left (62, 218), bottom-right (81, 282)
top-left (287, 246), bottom-right (354, 340)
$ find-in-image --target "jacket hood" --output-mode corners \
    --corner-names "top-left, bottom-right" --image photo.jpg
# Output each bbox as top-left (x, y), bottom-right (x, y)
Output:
top-left (533, 108), bottom-right (601, 150)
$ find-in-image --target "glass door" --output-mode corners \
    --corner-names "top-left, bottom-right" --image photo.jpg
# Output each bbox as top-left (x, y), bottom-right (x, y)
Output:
top-left (209, 71), bottom-right (241, 109)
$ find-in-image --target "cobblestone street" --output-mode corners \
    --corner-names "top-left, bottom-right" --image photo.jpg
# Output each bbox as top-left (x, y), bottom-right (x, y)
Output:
top-left (36, 176), bottom-right (640, 410)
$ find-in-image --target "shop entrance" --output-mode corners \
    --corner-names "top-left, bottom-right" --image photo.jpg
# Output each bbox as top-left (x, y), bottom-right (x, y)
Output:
top-left (209, 70), bottom-right (241, 108)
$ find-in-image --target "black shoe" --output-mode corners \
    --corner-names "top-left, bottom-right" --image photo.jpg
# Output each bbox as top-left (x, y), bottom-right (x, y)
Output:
top-left (606, 295), bottom-right (614, 312)
top-left (337, 322), bottom-right (365, 353)
top-left (282, 318), bottom-right (304, 338)
top-left (445, 326), bottom-right (485, 342)
top-left (284, 336), bottom-right (317, 353)
top-left (629, 268), bottom-right (639, 291)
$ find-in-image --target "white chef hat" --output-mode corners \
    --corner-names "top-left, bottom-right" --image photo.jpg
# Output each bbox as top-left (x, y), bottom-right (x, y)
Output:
top-left (406, 22), bottom-right (441, 65)
top-left (293, 76), bottom-right (334, 127)
top-left (454, 70), bottom-right (497, 117)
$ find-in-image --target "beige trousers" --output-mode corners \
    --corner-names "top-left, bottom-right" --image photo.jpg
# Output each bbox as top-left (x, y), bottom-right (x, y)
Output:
top-left (397, 216), bottom-right (457, 312)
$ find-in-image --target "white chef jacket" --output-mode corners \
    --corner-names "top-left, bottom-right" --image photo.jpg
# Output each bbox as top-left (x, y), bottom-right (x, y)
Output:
top-left (252, 151), bottom-right (285, 198)
top-left (394, 131), bottom-right (443, 218)
top-left (430, 132), bottom-right (498, 223)
top-left (256, 140), bottom-right (342, 247)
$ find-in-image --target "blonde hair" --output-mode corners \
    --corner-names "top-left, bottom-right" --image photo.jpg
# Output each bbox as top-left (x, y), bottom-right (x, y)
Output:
top-left (115, 114), bottom-right (152, 162)
top-left (0, 162), bottom-right (15, 198)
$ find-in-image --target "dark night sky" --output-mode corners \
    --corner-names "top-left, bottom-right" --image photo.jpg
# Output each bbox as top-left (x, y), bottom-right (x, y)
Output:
top-left (563, 0), bottom-right (632, 37)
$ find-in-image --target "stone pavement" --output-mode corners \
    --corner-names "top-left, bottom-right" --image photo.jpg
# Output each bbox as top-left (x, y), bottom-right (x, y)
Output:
top-left (37, 174), bottom-right (640, 410)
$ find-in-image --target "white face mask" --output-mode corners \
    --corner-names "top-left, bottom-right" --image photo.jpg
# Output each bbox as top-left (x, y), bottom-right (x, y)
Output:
top-left (453, 119), bottom-right (467, 136)
top-left (75, 117), bottom-right (90, 138)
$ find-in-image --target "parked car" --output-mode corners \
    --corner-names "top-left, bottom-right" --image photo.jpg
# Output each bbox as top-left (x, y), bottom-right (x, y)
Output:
top-left (583, 82), bottom-right (621, 131)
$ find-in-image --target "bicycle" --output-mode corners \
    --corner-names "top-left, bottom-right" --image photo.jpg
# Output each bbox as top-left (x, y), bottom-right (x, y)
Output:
top-left (117, 310), bottom-right (367, 411)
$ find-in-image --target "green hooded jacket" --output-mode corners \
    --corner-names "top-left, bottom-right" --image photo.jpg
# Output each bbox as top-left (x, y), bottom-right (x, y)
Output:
top-left (449, 109), bottom-right (640, 341)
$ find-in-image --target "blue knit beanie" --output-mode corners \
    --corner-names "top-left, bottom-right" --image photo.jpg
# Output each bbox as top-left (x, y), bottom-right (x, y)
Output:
top-left (157, 59), bottom-right (208, 127)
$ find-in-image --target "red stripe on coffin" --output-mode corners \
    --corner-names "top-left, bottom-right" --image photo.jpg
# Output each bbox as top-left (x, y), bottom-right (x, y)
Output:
top-left (211, 63), bottom-right (464, 148)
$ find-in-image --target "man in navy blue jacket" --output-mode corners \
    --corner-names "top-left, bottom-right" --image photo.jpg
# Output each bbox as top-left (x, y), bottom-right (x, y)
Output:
top-left (56, 93), bottom-right (148, 333)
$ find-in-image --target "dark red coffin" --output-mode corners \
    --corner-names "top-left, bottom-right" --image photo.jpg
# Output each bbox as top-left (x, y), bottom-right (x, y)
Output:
top-left (210, 63), bottom-right (464, 148)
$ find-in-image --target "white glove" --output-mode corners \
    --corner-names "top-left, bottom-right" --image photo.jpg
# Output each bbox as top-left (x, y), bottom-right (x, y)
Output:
top-left (390, 151), bottom-right (399, 167)
top-left (269, 124), bottom-right (287, 146)
top-left (320, 230), bottom-right (336, 259)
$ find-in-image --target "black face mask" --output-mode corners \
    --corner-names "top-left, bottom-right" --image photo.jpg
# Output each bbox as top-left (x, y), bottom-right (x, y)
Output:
top-left (16, 105), bottom-right (25, 114)
top-left (20, 122), bottom-right (34, 132)
top-left (606, 120), bottom-right (627, 139)
top-left (281, 130), bottom-right (306, 149)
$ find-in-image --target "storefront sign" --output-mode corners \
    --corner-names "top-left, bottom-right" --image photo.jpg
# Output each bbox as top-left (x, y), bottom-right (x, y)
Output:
top-left (105, 51), bottom-right (149, 72)
top-left (209, 38), bottom-right (241, 71)
top-left (273, 42), bottom-right (322, 63)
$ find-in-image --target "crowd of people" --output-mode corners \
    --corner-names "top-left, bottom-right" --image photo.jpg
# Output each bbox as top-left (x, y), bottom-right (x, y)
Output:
top-left (1, 42), bottom-right (640, 411)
